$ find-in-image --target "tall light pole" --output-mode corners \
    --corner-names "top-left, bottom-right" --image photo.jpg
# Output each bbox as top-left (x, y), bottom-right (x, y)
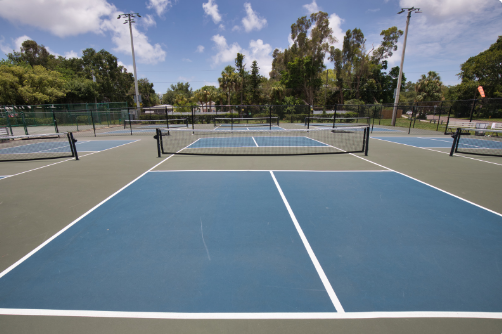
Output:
top-left (118, 13), bottom-right (141, 118)
top-left (391, 7), bottom-right (421, 126)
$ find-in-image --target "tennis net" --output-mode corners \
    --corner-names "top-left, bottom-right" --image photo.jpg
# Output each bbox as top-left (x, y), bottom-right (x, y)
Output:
top-left (304, 117), bottom-right (370, 127)
top-left (450, 128), bottom-right (502, 157)
top-left (124, 119), bottom-right (188, 131)
top-left (214, 117), bottom-right (279, 129)
top-left (155, 125), bottom-right (369, 156)
top-left (0, 132), bottom-right (78, 161)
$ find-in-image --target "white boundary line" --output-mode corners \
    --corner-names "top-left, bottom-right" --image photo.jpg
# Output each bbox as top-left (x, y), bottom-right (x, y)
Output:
top-left (0, 140), bottom-right (140, 181)
top-left (252, 137), bottom-right (259, 147)
top-left (0, 309), bottom-right (501, 319)
top-left (270, 171), bottom-right (344, 313)
top-left (149, 170), bottom-right (390, 173)
top-left (347, 153), bottom-right (502, 217)
top-left (372, 137), bottom-right (502, 166)
top-left (0, 152), bottom-right (176, 280)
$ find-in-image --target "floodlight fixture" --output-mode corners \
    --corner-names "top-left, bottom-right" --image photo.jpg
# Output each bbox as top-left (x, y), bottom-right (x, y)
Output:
top-left (397, 9), bottom-right (405, 14)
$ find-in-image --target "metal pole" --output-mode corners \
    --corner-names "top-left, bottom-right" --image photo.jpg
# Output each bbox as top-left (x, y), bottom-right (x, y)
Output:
top-left (391, 10), bottom-right (412, 126)
top-left (128, 19), bottom-right (141, 119)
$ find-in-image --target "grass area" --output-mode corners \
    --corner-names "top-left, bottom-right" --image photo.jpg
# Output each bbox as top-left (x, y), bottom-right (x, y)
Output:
top-left (457, 118), bottom-right (502, 122)
top-left (376, 118), bottom-right (448, 132)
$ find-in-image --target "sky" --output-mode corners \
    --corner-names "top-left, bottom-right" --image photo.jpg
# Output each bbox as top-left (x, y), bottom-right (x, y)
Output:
top-left (0, 0), bottom-right (501, 96)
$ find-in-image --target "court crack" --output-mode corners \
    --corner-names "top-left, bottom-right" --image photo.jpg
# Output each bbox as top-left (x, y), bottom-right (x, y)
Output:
top-left (200, 218), bottom-right (211, 261)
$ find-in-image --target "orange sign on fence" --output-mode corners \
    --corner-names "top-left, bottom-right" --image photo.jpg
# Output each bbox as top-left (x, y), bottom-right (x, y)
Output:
top-left (478, 86), bottom-right (485, 98)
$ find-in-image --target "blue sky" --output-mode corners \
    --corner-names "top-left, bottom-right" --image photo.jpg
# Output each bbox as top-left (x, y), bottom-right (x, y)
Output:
top-left (0, 0), bottom-right (501, 95)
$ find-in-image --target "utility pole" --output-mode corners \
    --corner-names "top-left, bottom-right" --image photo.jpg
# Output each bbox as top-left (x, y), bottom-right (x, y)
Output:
top-left (391, 7), bottom-right (421, 126)
top-left (118, 13), bottom-right (141, 118)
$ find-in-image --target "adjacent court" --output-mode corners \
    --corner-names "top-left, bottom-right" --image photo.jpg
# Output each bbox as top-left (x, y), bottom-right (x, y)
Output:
top-left (0, 170), bottom-right (501, 315)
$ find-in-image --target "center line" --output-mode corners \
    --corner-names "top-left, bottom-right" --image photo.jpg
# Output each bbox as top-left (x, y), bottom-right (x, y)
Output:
top-left (270, 171), bottom-right (345, 313)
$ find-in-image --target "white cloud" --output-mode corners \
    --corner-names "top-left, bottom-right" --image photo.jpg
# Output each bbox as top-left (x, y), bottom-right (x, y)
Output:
top-left (232, 25), bottom-right (241, 32)
top-left (202, 0), bottom-right (222, 24)
top-left (141, 14), bottom-right (157, 29)
top-left (242, 3), bottom-right (267, 32)
top-left (303, 0), bottom-right (320, 14)
top-left (196, 45), bottom-right (205, 53)
top-left (182, 58), bottom-right (192, 62)
top-left (219, 24), bottom-right (225, 30)
top-left (0, 0), bottom-right (115, 38)
top-left (384, 0), bottom-right (390, 3)
top-left (0, 1), bottom-right (166, 65)
top-left (211, 34), bottom-right (273, 77)
top-left (146, 0), bottom-right (172, 17)
top-left (328, 13), bottom-right (345, 49)
top-left (288, 34), bottom-right (294, 47)
top-left (101, 11), bottom-right (166, 64)
top-left (14, 35), bottom-right (32, 52)
top-left (64, 50), bottom-right (79, 59)
top-left (118, 60), bottom-right (134, 73)
top-left (399, 0), bottom-right (494, 19)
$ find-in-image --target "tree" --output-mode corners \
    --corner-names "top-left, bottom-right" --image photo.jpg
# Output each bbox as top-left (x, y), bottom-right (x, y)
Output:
top-left (7, 40), bottom-right (57, 69)
top-left (0, 65), bottom-right (67, 105)
top-left (162, 82), bottom-right (192, 105)
top-left (218, 65), bottom-right (238, 108)
top-left (235, 53), bottom-right (246, 104)
top-left (134, 78), bottom-right (156, 107)
top-left (415, 71), bottom-right (443, 102)
top-left (281, 56), bottom-right (323, 105)
top-left (454, 36), bottom-right (502, 99)
top-left (249, 61), bottom-right (261, 104)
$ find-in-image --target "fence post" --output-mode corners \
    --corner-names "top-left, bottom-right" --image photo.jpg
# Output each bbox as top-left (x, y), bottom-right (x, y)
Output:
top-left (52, 109), bottom-right (59, 133)
top-left (128, 112), bottom-right (133, 135)
top-left (333, 104), bottom-right (337, 129)
top-left (89, 109), bottom-right (96, 137)
top-left (444, 106), bottom-right (452, 135)
top-left (436, 101), bottom-right (443, 132)
top-left (21, 110), bottom-right (28, 135)
top-left (307, 105), bottom-right (311, 130)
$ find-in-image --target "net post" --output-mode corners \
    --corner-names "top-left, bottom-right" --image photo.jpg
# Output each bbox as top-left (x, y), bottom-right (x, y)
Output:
top-left (5, 108), bottom-right (13, 135)
top-left (69, 132), bottom-right (79, 160)
top-left (450, 128), bottom-right (460, 156)
top-left (371, 106), bottom-right (376, 133)
top-left (333, 104), bottom-right (337, 129)
top-left (364, 126), bottom-right (370, 156)
top-left (155, 128), bottom-right (162, 158)
top-left (444, 107), bottom-right (452, 134)
top-left (90, 110), bottom-right (96, 137)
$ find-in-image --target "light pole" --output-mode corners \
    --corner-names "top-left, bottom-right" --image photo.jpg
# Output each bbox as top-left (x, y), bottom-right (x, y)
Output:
top-left (391, 7), bottom-right (421, 126)
top-left (118, 13), bottom-right (141, 118)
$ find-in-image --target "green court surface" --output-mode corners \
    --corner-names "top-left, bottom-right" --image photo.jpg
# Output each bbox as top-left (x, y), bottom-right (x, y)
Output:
top-left (0, 131), bottom-right (501, 334)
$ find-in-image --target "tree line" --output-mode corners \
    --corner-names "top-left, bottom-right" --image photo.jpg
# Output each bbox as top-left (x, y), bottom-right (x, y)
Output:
top-left (0, 40), bottom-right (158, 107)
top-left (1, 15), bottom-right (500, 109)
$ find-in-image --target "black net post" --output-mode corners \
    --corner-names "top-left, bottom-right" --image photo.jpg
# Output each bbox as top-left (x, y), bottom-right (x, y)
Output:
top-left (69, 132), bottom-right (79, 160)
top-left (444, 106), bottom-right (452, 134)
top-left (450, 128), bottom-right (461, 156)
top-left (364, 127), bottom-right (370, 156)
top-left (90, 110), bottom-right (96, 137)
top-left (408, 105), bottom-right (414, 134)
top-left (155, 128), bottom-right (162, 157)
top-left (128, 112), bottom-right (133, 135)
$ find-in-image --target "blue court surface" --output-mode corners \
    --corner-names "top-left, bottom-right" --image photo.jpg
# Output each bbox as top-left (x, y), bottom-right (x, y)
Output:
top-left (188, 136), bottom-right (328, 149)
top-left (0, 171), bottom-right (501, 315)
top-left (373, 137), bottom-right (454, 148)
top-left (0, 140), bottom-right (136, 155)
top-left (215, 126), bottom-right (284, 131)
top-left (75, 140), bottom-right (137, 152)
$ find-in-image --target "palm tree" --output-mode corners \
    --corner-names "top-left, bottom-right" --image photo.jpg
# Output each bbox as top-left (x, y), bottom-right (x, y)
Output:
top-left (218, 66), bottom-right (239, 111)
top-left (415, 71), bottom-right (443, 103)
